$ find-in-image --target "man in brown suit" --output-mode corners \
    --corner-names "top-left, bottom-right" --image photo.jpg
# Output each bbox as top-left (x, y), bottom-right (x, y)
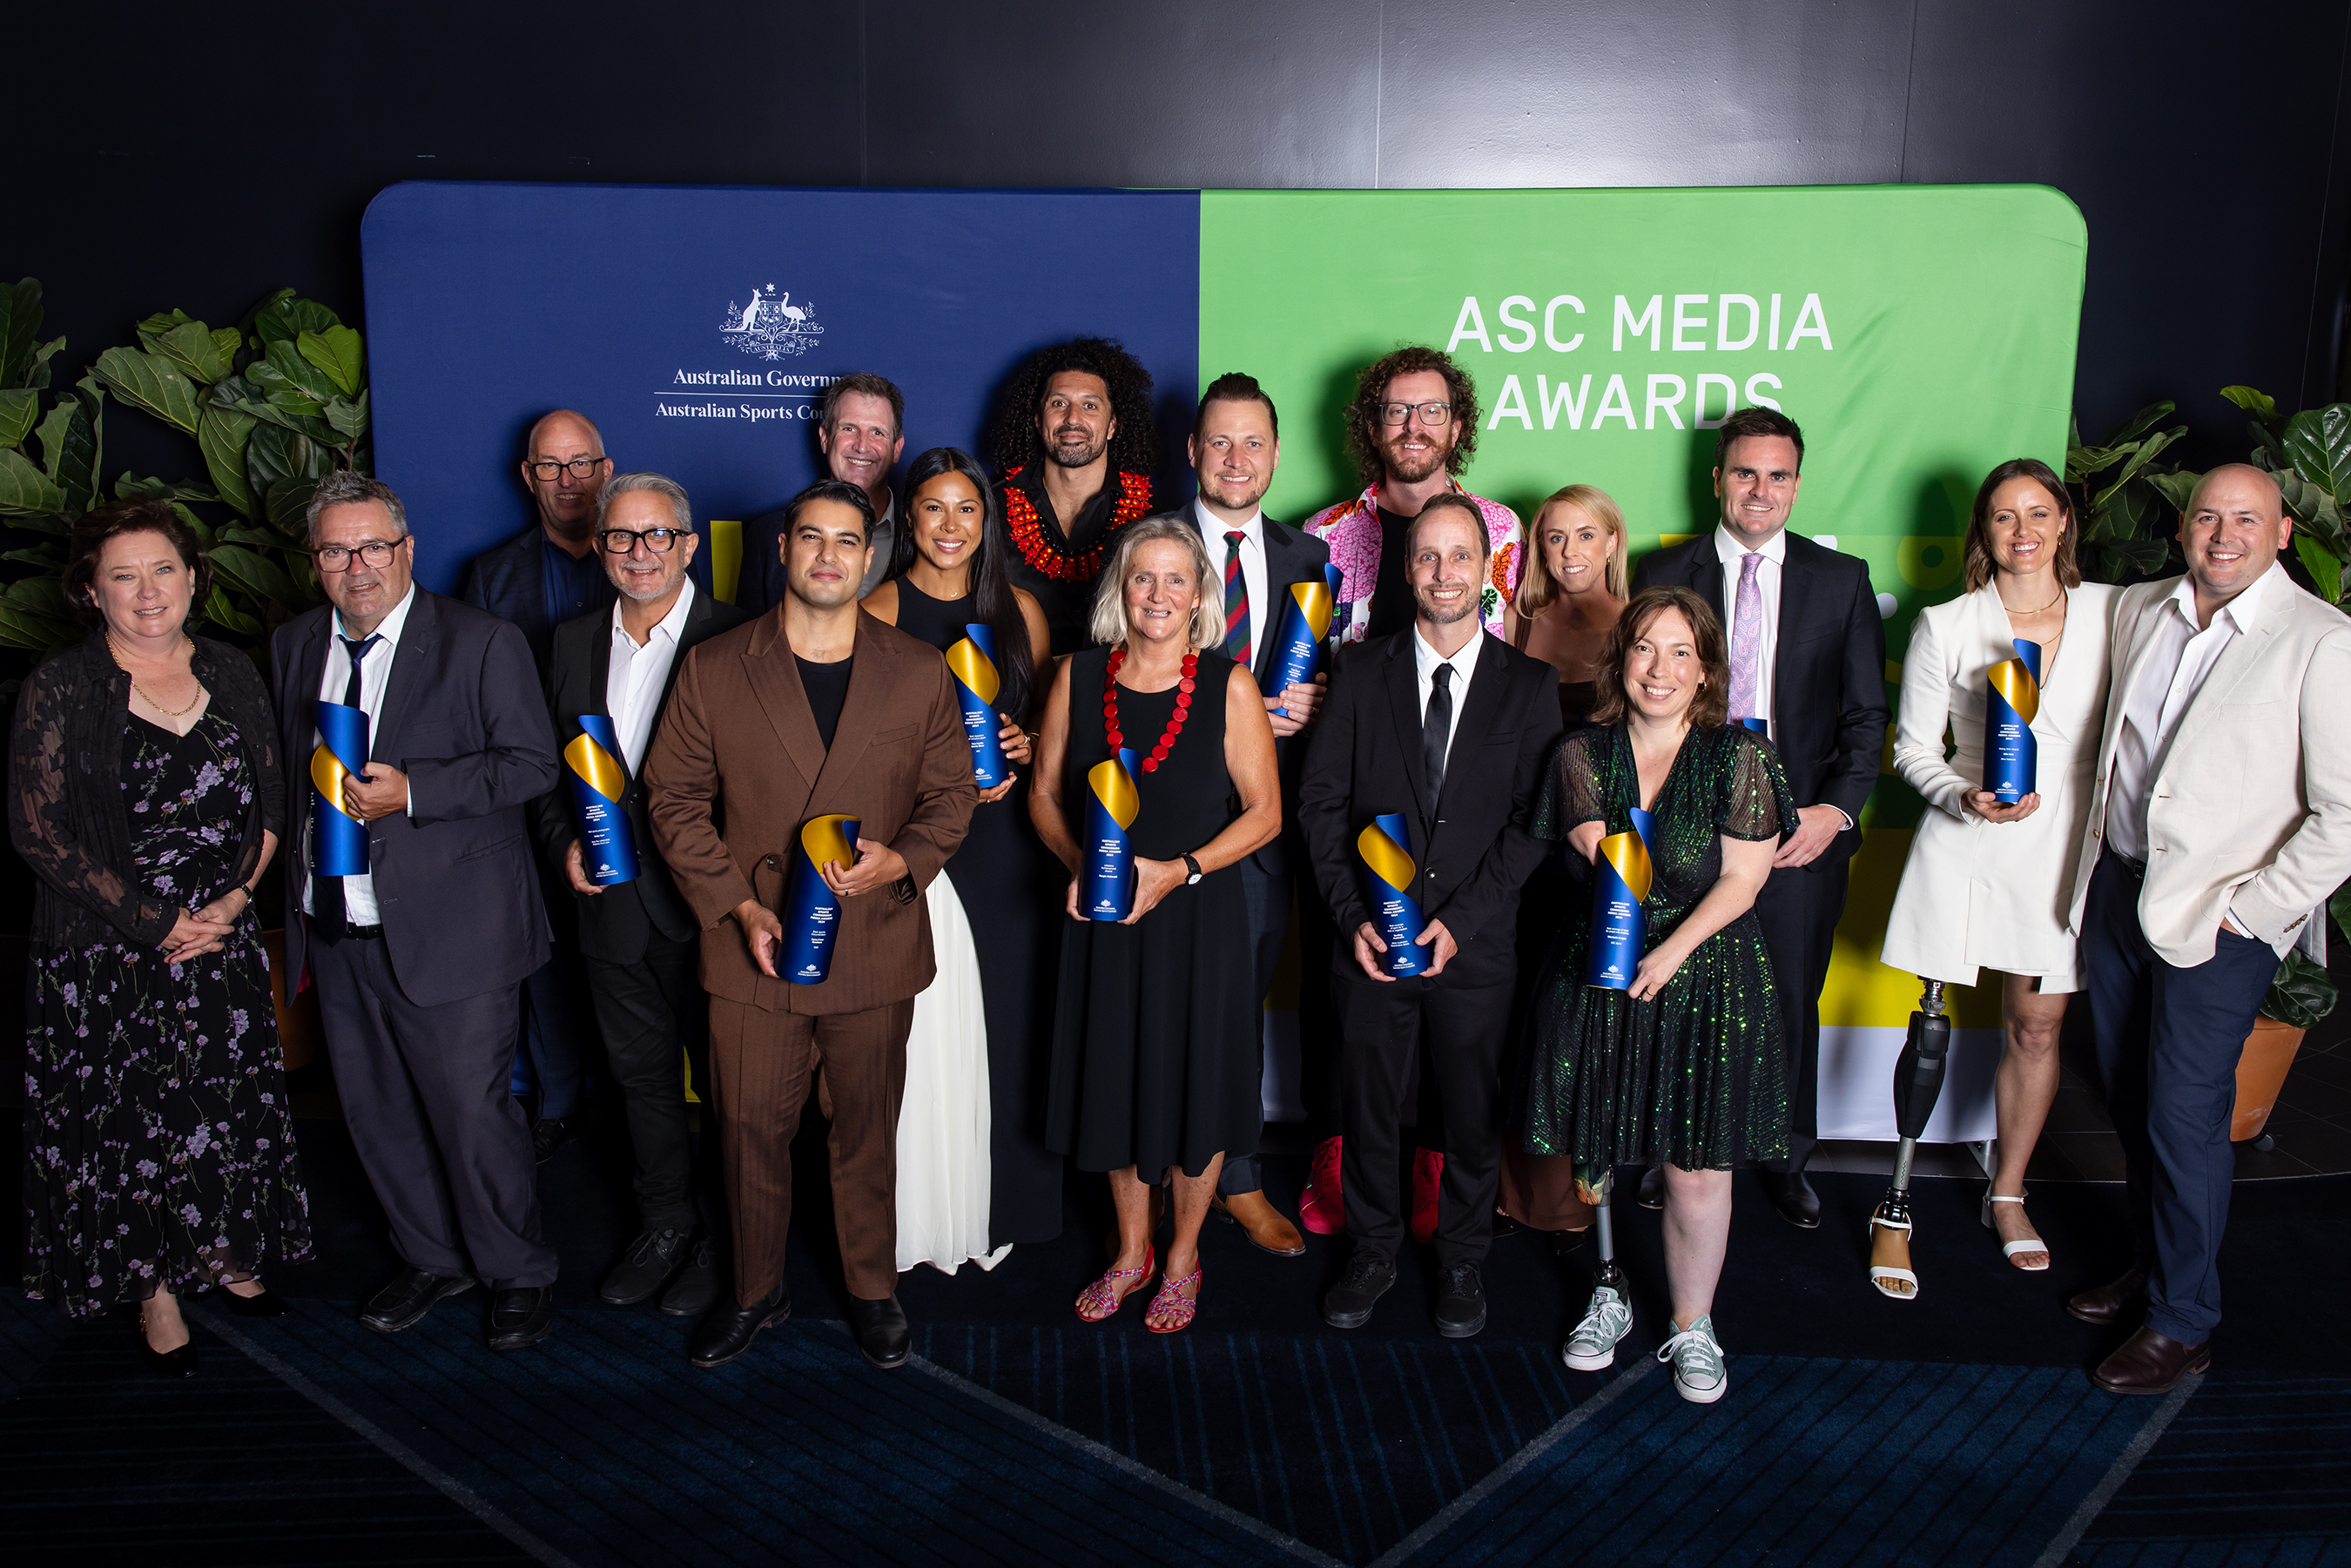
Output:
top-left (645, 478), bottom-right (977, 1369)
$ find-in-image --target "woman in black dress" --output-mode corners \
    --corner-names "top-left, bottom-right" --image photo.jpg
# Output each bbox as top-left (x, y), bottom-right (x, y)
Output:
top-left (1030, 516), bottom-right (1281, 1333)
top-left (9, 499), bottom-right (311, 1376)
top-left (1517, 586), bottom-right (1795, 1404)
top-left (863, 448), bottom-right (1061, 1262)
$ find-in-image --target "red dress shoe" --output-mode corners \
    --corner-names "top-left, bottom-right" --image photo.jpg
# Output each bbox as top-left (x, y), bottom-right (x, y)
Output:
top-left (1300, 1135), bottom-right (1345, 1235)
top-left (2092, 1327), bottom-right (2210, 1395)
top-left (1411, 1148), bottom-right (1445, 1246)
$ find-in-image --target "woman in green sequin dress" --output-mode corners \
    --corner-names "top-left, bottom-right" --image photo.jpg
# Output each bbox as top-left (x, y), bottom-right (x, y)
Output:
top-left (1518, 586), bottom-right (1796, 1401)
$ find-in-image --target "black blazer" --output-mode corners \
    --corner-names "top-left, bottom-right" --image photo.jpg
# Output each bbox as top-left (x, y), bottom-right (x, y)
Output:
top-left (529, 588), bottom-right (752, 963)
top-left (459, 522), bottom-right (716, 674)
top-left (1633, 530), bottom-right (1887, 863)
top-left (270, 589), bottom-right (562, 1006)
top-left (1171, 504), bottom-right (1333, 875)
top-left (1297, 629), bottom-right (1565, 988)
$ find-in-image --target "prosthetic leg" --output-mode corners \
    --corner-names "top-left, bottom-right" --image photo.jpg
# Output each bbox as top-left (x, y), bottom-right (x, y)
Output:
top-left (1562, 1164), bottom-right (1634, 1369)
top-left (1867, 981), bottom-right (1951, 1301)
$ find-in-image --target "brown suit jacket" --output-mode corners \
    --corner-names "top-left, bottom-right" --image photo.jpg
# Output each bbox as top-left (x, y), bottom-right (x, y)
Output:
top-left (643, 606), bottom-right (979, 1015)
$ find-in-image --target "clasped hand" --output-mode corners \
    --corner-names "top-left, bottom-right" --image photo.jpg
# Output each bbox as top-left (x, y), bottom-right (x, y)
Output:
top-left (980, 718), bottom-right (1029, 804)
top-left (1352, 918), bottom-right (1457, 980)
top-left (1060, 857), bottom-right (1187, 925)
top-left (160, 896), bottom-right (241, 966)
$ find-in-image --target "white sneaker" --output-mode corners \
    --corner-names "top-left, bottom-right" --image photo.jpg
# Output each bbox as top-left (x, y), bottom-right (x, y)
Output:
top-left (1561, 1282), bottom-right (1633, 1370)
top-left (1656, 1316), bottom-right (1728, 1403)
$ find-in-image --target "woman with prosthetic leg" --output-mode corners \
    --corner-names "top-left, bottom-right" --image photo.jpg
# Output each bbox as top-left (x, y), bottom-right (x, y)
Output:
top-left (1866, 983), bottom-right (1951, 1298)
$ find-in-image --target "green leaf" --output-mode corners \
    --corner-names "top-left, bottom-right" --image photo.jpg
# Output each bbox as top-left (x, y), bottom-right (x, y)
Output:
top-left (135, 309), bottom-right (194, 352)
top-left (2261, 948), bottom-right (2338, 1028)
top-left (296, 326), bottom-right (364, 398)
top-left (1, 544), bottom-right (64, 569)
top-left (0, 387), bottom-right (38, 449)
top-left (2330, 882), bottom-right (2351, 948)
top-left (2104, 402), bottom-right (2178, 448)
top-left (2220, 385), bottom-right (2280, 424)
top-left (197, 585), bottom-right (261, 637)
top-left (2294, 535), bottom-right (2344, 604)
top-left (247, 291), bottom-right (340, 347)
top-left (111, 474), bottom-right (219, 507)
top-left (259, 338), bottom-right (335, 402)
top-left (0, 599), bottom-right (77, 653)
top-left (197, 405), bottom-right (258, 519)
top-left (2067, 442), bottom-right (2132, 483)
top-left (2142, 468), bottom-right (2200, 512)
top-left (92, 346), bottom-right (201, 434)
top-left (147, 319), bottom-right (233, 386)
top-left (246, 421), bottom-right (331, 503)
top-left (0, 279), bottom-right (44, 389)
top-left (205, 542), bottom-right (306, 609)
top-left (3, 575), bottom-right (79, 626)
top-left (32, 380), bottom-right (98, 515)
top-left (324, 389), bottom-right (368, 441)
top-left (24, 336), bottom-right (63, 392)
top-left (264, 475), bottom-right (319, 531)
top-left (2092, 427), bottom-right (2186, 510)
top-left (0, 446), bottom-right (66, 515)
top-left (2283, 405), bottom-right (2351, 502)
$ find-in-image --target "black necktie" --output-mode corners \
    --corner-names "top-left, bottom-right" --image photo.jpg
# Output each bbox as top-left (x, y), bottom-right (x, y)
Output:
top-left (1424, 663), bottom-right (1454, 805)
top-left (317, 634), bottom-right (380, 932)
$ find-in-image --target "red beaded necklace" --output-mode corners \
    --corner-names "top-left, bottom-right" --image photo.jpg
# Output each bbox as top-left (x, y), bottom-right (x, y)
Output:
top-left (1103, 645), bottom-right (1198, 774)
top-left (1002, 466), bottom-right (1155, 582)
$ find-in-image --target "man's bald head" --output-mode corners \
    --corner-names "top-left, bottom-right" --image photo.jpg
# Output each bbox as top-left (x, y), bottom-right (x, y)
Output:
top-left (2187, 462), bottom-right (2283, 521)
top-left (2178, 461), bottom-right (2293, 619)
top-left (519, 408), bottom-right (613, 547)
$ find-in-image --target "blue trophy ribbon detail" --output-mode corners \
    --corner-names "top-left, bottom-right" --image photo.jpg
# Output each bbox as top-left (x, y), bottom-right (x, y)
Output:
top-left (1357, 812), bottom-right (1429, 979)
top-left (781, 814), bottom-right (861, 985)
top-left (946, 622), bottom-right (1008, 789)
top-left (309, 699), bottom-right (370, 877)
top-left (1738, 717), bottom-right (1771, 741)
top-left (1084, 749), bottom-right (1141, 921)
top-left (1586, 805), bottom-right (1656, 990)
top-left (564, 715), bottom-right (640, 886)
top-left (1266, 564), bottom-right (1344, 717)
top-left (1985, 638), bottom-right (2041, 804)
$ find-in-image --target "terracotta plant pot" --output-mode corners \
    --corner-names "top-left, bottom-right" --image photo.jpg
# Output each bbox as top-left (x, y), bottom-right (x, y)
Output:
top-left (2233, 1013), bottom-right (2307, 1143)
top-left (261, 926), bottom-right (323, 1073)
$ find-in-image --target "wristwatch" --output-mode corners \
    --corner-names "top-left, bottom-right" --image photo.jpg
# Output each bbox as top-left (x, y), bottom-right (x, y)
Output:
top-left (1182, 853), bottom-right (1204, 886)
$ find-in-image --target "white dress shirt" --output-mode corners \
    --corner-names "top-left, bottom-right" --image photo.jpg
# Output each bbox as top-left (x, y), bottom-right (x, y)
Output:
top-left (2105, 563), bottom-right (2280, 863)
top-left (303, 584), bottom-right (418, 923)
top-left (1714, 523), bottom-right (1786, 731)
top-left (1413, 624), bottom-right (1485, 767)
top-left (1196, 497), bottom-right (1270, 668)
top-left (607, 578), bottom-right (696, 773)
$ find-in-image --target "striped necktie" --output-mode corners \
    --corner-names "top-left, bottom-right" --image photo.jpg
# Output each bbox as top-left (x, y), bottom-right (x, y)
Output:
top-left (1222, 530), bottom-right (1251, 664)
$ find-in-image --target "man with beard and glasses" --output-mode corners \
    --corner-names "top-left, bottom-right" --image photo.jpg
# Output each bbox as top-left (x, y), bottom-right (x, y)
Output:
top-left (1298, 346), bottom-right (1526, 1242)
top-left (986, 337), bottom-right (1159, 656)
top-left (739, 373), bottom-right (908, 613)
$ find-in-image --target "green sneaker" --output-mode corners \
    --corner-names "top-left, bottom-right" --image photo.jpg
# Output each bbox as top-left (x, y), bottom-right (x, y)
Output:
top-left (1657, 1315), bottom-right (1728, 1403)
top-left (1562, 1282), bottom-right (1632, 1370)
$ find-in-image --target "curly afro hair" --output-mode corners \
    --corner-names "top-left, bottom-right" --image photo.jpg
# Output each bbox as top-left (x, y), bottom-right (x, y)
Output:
top-left (1344, 345), bottom-right (1481, 488)
top-left (985, 336), bottom-right (1160, 477)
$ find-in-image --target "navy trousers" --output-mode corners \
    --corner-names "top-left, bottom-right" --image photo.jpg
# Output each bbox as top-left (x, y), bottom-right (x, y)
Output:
top-left (1218, 857), bottom-right (1290, 1197)
top-left (2084, 851), bottom-right (2279, 1345)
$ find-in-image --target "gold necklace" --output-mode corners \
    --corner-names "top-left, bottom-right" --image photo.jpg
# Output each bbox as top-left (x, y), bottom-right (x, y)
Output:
top-left (106, 631), bottom-right (205, 717)
top-left (2004, 582), bottom-right (2066, 616)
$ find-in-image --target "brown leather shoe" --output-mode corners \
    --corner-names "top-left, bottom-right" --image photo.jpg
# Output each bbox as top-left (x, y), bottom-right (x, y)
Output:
top-left (2066, 1265), bottom-right (2149, 1326)
top-left (1212, 1190), bottom-right (1306, 1256)
top-left (2092, 1326), bottom-right (2210, 1395)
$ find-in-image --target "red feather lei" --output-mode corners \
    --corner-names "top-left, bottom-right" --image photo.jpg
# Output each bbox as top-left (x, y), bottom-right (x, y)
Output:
top-left (1002, 466), bottom-right (1155, 582)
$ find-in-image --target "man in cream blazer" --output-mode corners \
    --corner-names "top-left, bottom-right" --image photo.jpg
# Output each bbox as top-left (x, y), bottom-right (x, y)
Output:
top-left (2068, 463), bottom-right (2351, 1394)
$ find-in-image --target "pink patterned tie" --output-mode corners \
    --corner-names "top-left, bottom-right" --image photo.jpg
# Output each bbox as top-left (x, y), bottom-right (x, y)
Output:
top-left (1728, 551), bottom-right (1763, 722)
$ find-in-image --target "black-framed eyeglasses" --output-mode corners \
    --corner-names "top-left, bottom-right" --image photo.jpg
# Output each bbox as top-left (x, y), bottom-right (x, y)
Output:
top-left (528, 457), bottom-right (605, 481)
top-left (313, 540), bottom-right (403, 571)
top-left (597, 527), bottom-right (686, 555)
top-left (1378, 400), bottom-right (1454, 427)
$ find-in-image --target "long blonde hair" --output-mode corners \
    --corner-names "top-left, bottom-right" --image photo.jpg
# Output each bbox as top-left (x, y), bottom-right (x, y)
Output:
top-left (1088, 515), bottom-right (1224, 650)
top-left (1513, 485), bottom-right (1630, 618)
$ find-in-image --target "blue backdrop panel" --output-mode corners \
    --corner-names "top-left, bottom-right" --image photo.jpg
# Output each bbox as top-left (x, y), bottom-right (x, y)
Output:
top-left (360, 183), bottom-right (1202, 594)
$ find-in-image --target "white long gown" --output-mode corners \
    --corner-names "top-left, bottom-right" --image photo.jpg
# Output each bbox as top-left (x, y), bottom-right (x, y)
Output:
top-left (894, 870), bottom-right (1010, 1275)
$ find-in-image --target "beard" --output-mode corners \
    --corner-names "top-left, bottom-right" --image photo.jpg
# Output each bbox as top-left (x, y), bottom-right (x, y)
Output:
top-left (1046, 424), bottom-right (1109, 470)
top-left (1380, 432), bottom-right (1452, 485)
top-left (1415, 583), bottom-right (1477, 625)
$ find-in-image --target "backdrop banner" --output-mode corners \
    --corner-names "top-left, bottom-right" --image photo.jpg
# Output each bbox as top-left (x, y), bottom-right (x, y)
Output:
top-left (364, 181), bottom-right (2088, 1146)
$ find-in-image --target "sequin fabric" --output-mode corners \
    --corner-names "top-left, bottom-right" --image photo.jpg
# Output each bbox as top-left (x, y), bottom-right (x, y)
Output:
top-left (1517, 723), bottom-right (1799, 1171)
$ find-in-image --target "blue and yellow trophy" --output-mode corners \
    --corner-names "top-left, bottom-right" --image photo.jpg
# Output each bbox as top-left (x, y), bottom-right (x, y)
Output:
top-left (563, 715), bottom-right (640, 886)
top-left (1265, 564), bottom-right (1345, 717)
top-left (309, 699), bottom-right (370, 877)
top-left (1738, 717), bottom-right (1771, 741)
top-left (1585, 806), bottom-right (1656, 990)
top-left (1084, 749), bottom-right (1140, 921)
top-left (781, 813), bottom-right (861, 984)
top-left (946, 622), bottom-right (1008, 789)
top-left (1984, 639), bottom-right (2041, 804)
top-left (1357, 812), bottom-right (1429, 979)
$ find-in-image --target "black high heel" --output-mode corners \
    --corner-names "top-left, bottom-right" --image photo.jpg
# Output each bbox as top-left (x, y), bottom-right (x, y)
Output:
top-left (138, 1308), bottom-right (199, 1378)
top-left (220, 1283), bottom-right (290, 1317)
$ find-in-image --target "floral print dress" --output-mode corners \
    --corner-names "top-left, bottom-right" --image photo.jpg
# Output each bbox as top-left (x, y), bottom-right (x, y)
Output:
top-left (23, 710), bottom-right (312, 1315)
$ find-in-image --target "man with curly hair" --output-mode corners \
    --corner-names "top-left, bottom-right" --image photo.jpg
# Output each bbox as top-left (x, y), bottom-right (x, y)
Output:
top-left (987, 338), bottom-right (1160, 655)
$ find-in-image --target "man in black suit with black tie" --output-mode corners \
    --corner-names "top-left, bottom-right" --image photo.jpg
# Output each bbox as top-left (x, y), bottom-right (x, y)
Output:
top-left (1168, 373), bottom-right (1331, 1259)
top-left (273, 472), bottom-right (563, 1349)
top-left (1299, 495), bottom-right (1564, 1338)
top-left (530, 473), bottom-right (751, 1316)
top-left (1631, 406), bottom-right (1889, 1228)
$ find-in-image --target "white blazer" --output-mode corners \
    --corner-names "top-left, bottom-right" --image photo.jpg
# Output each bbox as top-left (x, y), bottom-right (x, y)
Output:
top-left (1881, 580), bottom-right (2119, 990)
top-left (2070, 569), bottom-right (2351, 968)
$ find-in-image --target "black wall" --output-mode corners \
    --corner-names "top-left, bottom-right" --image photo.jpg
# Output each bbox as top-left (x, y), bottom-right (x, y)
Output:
top-left (16, 0), bottom-right (2351, 478)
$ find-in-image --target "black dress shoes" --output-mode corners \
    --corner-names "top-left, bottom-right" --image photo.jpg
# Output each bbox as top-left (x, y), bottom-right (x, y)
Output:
top-left (690, 1282), bottom-right (791, 1368)
top-left (1637, 1165), bottom-right (1666, 1210)
top-left (662, 1237), bottom-right (723, 1317)
top-left (1435, 1262), bottom-right (1487, 1339)
top-left (2067, 1265), bottom-right (2150, 1327)
top-left (360, 1267), bottom-right (476, 1334)
top-left (1762, 1170), bottom-right (1822, 1229)
top-left (220, 1284), bottom-right (291, 1318)
top-left (1323, 1252), bottom-right (1398, 1329)
top-left (847, 1294), bottom-right (911, 1370)
top-left (137, 1311), bottom-right (198, 1378)
top-left (488, 1286), bottom-right (556, 1350)
top-left (599, 1227), bottom-right (690, 1306)
top-left (531, 1116), bottom-right (573, 1165)
top-left (2092, 1327), bottom-right (2210, 1394)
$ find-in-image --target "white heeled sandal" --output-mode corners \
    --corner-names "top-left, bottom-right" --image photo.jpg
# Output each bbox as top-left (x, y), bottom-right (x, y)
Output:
top-left (1982, 1188), bottom-right (2050, 1272)
top-left (1867, 1207), bottom-right (1918, 1300)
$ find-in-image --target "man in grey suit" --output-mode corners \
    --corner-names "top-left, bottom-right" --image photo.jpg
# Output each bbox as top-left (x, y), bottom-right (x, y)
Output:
top-left (273, 471), bottom-right (564, 1349)
top-left (530, 473), bottom-right (750, 1316)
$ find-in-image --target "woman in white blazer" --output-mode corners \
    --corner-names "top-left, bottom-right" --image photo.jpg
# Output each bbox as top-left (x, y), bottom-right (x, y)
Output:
top-left (1878, 458), bottom-right (2118, 1295)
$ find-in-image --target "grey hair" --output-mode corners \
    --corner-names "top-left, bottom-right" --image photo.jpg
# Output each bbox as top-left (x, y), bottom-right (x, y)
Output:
top-left (1088, 515), bottom-right (1224, 650)
top-left (596, 472), bottom-right (693, 535)
top-left (306, 470), bottom-right (409, 544)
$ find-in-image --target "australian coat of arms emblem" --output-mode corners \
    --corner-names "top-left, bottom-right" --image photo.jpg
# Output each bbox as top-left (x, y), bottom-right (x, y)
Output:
top-left (720, 285), bottom-right (825, 360)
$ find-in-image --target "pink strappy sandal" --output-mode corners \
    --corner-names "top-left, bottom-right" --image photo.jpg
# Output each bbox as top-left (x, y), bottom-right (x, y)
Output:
top-left (1076, 1245), bottom-right (1155, 1322)
top-left (1145, 1265), bottom-right (1202, 1335)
